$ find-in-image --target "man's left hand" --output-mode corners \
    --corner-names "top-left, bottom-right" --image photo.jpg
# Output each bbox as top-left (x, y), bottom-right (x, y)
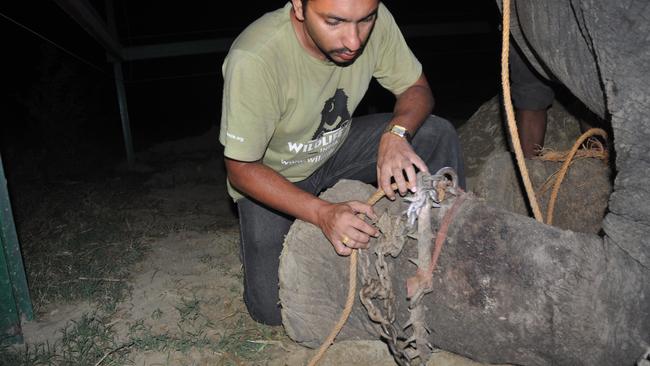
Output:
top-left (377, 132), bottom-right (428, 200)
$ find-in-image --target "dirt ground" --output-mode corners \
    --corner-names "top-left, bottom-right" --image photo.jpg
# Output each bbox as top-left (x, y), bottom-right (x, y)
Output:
top-left (12, 127), bottom-right (501, 366)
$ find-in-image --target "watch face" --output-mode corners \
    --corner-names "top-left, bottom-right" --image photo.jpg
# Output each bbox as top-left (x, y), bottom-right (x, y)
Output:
top-left (385, 124), bottom-right (412, 141)
top-left (392, 125), bottom-right (407, 137)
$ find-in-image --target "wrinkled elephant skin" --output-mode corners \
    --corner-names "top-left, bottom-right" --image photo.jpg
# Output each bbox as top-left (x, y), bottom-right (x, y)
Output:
top-left (499, 0), bottom-right (650, 363)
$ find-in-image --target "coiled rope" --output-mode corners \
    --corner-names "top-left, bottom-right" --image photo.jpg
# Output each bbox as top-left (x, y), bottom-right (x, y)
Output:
top-left (543, 128), bottom-right (608, 224)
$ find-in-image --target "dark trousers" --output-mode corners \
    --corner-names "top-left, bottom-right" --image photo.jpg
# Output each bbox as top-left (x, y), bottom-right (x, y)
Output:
top-left (510, 44), bottom-right (555, 110)
top-left (236, 113), bottom-right (465, 325)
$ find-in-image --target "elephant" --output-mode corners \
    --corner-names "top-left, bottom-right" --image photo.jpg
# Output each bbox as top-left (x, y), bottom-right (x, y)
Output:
top-left (278, 1), bottom-right (649, 365)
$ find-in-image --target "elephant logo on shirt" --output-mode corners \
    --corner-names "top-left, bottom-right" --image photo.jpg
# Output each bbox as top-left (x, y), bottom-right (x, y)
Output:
top-left (311, 88), bottom-right (351, 140)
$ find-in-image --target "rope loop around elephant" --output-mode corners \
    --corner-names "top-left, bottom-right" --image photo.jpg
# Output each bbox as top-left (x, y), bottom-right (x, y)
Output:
top-left (541, 128), bottom-right (608, 225)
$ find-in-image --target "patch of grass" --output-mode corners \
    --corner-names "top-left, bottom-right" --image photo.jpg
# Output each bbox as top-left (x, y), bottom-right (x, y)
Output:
top-left (151, 308), bottom-right (163, 320)
top-left (0, 312), bottom-right (129, 366)
top-left (176, 296), bottom-right (202, 323)
top-left (0, 342), bottom-right (57, 365)
top-left (198, 253), bottom-right (217, 268)
top-left (0, 293), bottom-right (288, 366)
top-left (56, 313), bottom-right (128, 365)
top-left (13, 177), bottom-right (156, 314)
top-left (128, 324), bottom-right (213, 354)
top-left (123, 299), bottom-right (282, 361)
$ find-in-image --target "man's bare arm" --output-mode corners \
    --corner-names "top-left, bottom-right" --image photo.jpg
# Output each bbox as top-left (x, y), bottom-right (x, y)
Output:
top-left (377, 73), bottom-right (435, 199)
top-left (225, 158), bottom-right (378, 255)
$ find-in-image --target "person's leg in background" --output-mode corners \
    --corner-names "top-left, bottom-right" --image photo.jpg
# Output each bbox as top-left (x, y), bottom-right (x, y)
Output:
top-left (510, 44), bottom-right (555, 158)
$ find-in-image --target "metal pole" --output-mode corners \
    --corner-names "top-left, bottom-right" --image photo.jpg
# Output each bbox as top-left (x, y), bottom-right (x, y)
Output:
top-left (105, 0), bottom-right (135, 169)
top-left (112, 62), bottom-right (135, 168)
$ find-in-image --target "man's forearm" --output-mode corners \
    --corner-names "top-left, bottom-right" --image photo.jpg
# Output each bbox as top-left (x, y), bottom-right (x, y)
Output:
top-left (225, 158), bottom-right (327, 226)
top-left (390, 74), bottom-right (434, 134)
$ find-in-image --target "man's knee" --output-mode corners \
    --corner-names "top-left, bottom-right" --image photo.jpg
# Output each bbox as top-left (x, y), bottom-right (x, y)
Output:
top-left (416, 115), bottom-right (456, 139)
top-left (412, 115), bottom-right (460, 154)
top-left (413, 115), bottom-right (466, 189)
top-left (243, 287), bottom-right (282, 326)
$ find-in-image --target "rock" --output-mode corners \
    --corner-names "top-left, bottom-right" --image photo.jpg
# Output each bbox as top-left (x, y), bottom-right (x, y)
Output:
top-left (458, 96), bottom-right (611, 234)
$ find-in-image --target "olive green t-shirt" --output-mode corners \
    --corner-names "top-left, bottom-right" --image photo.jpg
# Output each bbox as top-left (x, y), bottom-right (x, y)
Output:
top-left (219, 2), bottom-right (422, 201)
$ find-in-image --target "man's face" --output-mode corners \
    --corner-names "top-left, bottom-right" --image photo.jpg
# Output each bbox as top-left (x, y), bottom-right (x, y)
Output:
top-left (292, 0), bottom-right (379, 65)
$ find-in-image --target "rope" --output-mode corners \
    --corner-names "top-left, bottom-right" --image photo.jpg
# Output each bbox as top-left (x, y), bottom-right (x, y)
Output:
top-left (535, 135), bottom-right (607, 196)
top-left (501, 0), bottom-right (545, 223)
top-left (545, 128), bottom-right (607, 225)
top-left (307, 184), bottom-right (396, 366)
top-left (536, 141), bottom-right (607, 163)
top-left (306, 248), bottom-right (358, 366)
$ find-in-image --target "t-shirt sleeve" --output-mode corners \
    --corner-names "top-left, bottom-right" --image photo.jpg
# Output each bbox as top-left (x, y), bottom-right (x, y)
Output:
top-left (372, 4), bottom-right (423, 95)
top-left (219, 49), bottom-right (281, 162)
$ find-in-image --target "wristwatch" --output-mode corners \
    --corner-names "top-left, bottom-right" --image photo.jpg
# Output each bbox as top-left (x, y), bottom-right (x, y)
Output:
top-left (384, 123), bottom-right (413, 143)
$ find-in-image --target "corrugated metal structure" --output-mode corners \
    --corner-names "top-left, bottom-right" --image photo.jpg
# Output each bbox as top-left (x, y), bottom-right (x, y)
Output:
top-left (0, 155), bottom-right (33, 344)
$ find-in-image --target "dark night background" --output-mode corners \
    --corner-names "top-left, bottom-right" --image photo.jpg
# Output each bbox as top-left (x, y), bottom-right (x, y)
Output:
top-left (1, 1), bottom-right (502, 183)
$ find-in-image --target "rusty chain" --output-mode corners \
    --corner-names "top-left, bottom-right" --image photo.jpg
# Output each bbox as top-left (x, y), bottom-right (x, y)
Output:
top-left (358, 167), bottom-right (461, 365)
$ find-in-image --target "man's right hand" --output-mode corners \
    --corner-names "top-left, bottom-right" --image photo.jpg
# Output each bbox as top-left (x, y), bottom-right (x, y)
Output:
top-left (225, 158), bottom-right (379, 256)
top-left (315, 201), bottom-right (379, 256)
